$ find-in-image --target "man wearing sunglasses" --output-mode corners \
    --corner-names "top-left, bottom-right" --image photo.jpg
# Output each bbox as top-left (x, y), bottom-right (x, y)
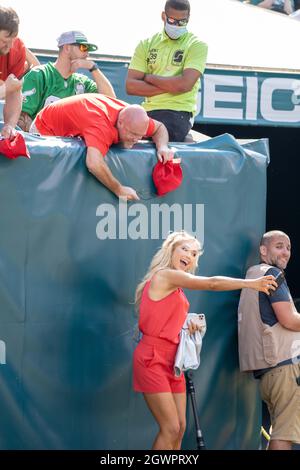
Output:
top-left (126, 0), bottom-right (208, 142)
top-left (18, 31), bottom-right (115, 132)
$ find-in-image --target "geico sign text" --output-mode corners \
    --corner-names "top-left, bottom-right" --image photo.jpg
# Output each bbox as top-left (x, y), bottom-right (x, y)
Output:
top-left (200, 75), bottom-right (300, 123)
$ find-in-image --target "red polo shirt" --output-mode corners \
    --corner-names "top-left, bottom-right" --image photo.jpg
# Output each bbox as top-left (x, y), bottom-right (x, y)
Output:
top-left (35, 94), bottom-right (155, 156)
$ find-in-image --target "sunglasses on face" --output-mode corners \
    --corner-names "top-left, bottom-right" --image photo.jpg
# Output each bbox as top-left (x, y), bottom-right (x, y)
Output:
top-left (166, 15), bottom-right (189, 27)
top-left (72, 43), bottom-right (89, 52)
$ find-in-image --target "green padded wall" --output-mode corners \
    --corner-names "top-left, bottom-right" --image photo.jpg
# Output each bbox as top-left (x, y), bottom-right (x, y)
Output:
top-left (0, 132), bottom-right (268, 449)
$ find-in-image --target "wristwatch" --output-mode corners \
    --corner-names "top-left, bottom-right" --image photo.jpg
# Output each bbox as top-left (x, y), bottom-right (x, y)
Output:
top-left (89, 64), bottom-right (98, 73)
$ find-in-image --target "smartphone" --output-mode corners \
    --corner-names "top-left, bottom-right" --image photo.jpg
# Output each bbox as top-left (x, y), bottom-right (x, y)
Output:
top-left (187, 313), bottom-right (207, 336)
top-left (198, 313), bottom-right (206, 328)
top-left (269, 270), bottom-right (285, 296)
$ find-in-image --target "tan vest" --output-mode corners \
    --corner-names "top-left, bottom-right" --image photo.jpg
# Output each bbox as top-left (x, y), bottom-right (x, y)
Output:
top-left (238, 263), bottom-right (300, 372)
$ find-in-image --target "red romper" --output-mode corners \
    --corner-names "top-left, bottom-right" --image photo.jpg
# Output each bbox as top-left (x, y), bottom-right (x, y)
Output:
top-left (133, 279), bottom-right (189, 393)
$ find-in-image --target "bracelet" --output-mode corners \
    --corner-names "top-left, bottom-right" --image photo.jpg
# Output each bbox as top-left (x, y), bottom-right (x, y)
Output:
top-left (89, 64), bottom-right (98, 73)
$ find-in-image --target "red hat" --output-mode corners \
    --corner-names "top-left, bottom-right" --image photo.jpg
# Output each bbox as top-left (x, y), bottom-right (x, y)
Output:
top-left (152, 158), bottom-right (183, 196)
top-left (0, 133), bottom-right (30, 160)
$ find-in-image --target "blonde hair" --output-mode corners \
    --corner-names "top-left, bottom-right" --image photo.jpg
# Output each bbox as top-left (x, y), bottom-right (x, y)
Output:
top-left (135, 231), bottom-right (202, 312)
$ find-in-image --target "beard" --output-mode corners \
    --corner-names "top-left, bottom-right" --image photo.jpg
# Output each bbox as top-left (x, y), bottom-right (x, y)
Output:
top-left (269, 256), bottom-right (288, 270)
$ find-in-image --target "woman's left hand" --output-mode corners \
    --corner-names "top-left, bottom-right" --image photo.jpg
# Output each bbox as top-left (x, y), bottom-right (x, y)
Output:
top-left (188, 319), bottom-right (202, 335)
top-left (254, 275), bottom-right (277, 295)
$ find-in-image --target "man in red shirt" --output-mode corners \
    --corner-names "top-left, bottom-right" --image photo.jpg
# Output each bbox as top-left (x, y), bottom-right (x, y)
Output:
top-left (32, 93), bottom-right (174, 200)
top-left (0, 6), bottom-right (25, 139)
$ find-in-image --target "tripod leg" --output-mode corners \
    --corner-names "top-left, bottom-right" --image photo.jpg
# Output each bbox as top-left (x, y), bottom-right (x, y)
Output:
top-left (185, 371), bottom-right (206, 450)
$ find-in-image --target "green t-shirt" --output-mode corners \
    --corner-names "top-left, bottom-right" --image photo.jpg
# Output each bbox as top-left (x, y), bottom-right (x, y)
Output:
top-left (21, 62), bottom-right (98, 118)
top-left (129, 30), bottom-right (208, 114)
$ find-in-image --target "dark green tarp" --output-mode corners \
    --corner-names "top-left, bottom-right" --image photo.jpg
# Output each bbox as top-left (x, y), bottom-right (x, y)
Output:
top-left (0, 132), bottom-right (268, 449)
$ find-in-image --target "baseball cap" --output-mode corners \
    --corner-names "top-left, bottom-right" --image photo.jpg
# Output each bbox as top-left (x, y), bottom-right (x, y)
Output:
top-left (56, 31), bottom-right (98, 52)
top-left (0, 133), bottom-right (30, 160)
top-left (152, 159), bottom-right (183, 196)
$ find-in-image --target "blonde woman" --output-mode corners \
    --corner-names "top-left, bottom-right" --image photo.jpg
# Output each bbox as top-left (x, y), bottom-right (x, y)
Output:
top-left (133, 231), bottom-right (277, 450)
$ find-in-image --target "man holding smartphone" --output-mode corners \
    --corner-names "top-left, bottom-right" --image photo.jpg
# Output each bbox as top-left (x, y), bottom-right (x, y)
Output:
top-left (238, 230), bottom-right (300, 450)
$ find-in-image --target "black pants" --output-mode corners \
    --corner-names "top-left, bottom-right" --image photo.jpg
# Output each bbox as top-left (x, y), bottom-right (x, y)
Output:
top-left (147, 109), bottom-right (193, 142)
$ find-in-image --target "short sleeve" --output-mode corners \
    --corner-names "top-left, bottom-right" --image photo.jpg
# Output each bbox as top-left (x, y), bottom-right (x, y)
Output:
top-left (264, 268), bottom-right (291, 304)
top-left (145, 118), bottom-right (155, 137)
top-left (128, 40), bottom-right (148, 73)
top-left (184, 41), bottom-right (208, 75)
top-left (78, 75), bottom-right (98, 93)
top-left (8, 38), bottom-right (26, 79)
top-left (21, 68), bottom-right (45, 117)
